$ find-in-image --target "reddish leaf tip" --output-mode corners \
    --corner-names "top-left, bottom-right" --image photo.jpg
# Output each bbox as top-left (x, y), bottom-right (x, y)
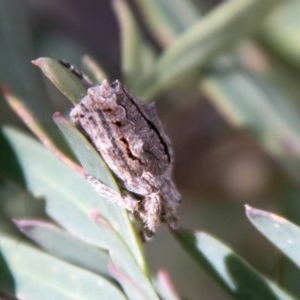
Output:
top-left (245, 204), bottom-right (256, 218)
top-left (90, 209), bottom-right (100, 221)
top-left (53, 111), bottom-right (63, 122)
top-left (31, 59), bottom-right (38, 66)
top-left (245, 205), bottom-right (272, 220)
top-left (13, 218), bottom-right (30, 232)
top-left (31, 58), bottom-right (45, 67)
top-left (244, 204), bottom-right (251, 211)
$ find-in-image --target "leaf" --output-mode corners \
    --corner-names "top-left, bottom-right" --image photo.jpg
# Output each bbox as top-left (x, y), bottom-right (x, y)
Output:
top-left (201, 50), bottom-right (300, 182)
top-left (32, 57), bottom-right (87, 105)
top-left (142, 0), bottom-right (282, 99)
top-left (0, 1), bottom-right (67, 147)
top-left (0, 236), bottom-right (126, 300)
top-left (113, 0), bottom-right (156, 93)
top-left (0, 179), bottom-right (47, 238)
top-left (174, 229), bottom-right (294, 299)
top-left (132, 0), bottom-right (200, 46)
top-left (14, 219), bottom-right (110, 277)
top-left (53, 113), bottom-right (145, 271)
top-left (53, 113), bottom-right (114, 188)
top-left (1, 126), bottom-right (113, 248)
top-left (2, 127), bottom-right (158, 300)
top-left (155, 269), bottom-right (180, 300)
top-left (246, 205), bottom-right (300, 269)
top-left (261, 0), bottom-right (300, 70)
top-left (82, 55), bottom-right (108, 84)
top-left (4, 91), bottom-right (78, 171)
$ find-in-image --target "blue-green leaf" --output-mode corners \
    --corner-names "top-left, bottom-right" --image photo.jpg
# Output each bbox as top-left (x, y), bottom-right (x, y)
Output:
top-left (175, 229), bottom-right (294, 299)
top-left (132, 0), bottom-right (200, 46)
top-left (2, 126), bottom-right (158, 300)
top-left (142, 0), bottom-right (281, 99)
top-left (14, 219), bottom-right (110, 277)
top-left (0, 236), bottom-right (126, 300)
top-left (33, 57), bottom-right (87, 105)
top-left (246, 205), bottom-right (300, 269)
top-left (53, 113), bottom-right (145, 272)
top-left (261, 0), bottom-right (300, 70)
top-left (113, 0), bottom-right (156, 93)
top-left (201, 50), bottom-right (300, 182)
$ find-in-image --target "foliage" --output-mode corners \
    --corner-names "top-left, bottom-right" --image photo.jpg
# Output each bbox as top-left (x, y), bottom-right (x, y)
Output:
top-left (1, 0), bottom-right (300, 299)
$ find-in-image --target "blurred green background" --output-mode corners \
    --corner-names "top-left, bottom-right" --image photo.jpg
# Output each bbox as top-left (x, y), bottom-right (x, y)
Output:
top-left (2, 0), bottom-right (300, 299)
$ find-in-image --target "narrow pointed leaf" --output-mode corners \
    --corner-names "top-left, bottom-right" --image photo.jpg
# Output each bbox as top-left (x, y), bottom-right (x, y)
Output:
top-left (53, 112), bottom-right (115, 188)
top-left (2, 127), bottom-right (158, 300)
top-left (113, 0), bottom-right (156, 93)
top-left (155, 270), bottom-right (180, 300)
top-left (261, 0), bottom-right (300, 69)
top-left (82, 55), bottom-right (108, 84)
top-left (4, 91), bottom-right (77, 169)
top-left (0, 236), bottom-right (126, 300)
top-left (143, 0), bottom-right (281, 99)
top-left (0, 1), bottom-right (69, 148)
top-left (246, 205), bottom-right (300, 269)
top-left (0, 1), bottom-right (49, 123)
top-left (174, 229), bottom-right (294, 299)
top-left (2, 126), bottom-right (120, 248)
top-left (53, 113), bottom-right (146, 272)
top-left (132, 0), bottom-right (200, 46)
top-left (201, 52), bottom-right (300, 182)
top-left (90, 212), bottom-right (158, 300)
top-left (32, 57), bottom-right (87, 104)
top-left (14, 219), bottom-right (110, 277)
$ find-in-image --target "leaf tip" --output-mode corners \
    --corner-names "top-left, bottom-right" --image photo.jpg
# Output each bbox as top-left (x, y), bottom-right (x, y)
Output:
top-left (245, 205), bottom-right (282, 223)
top-left (53, 111), bottom-right (63, 122)
top-left (244, 204), bottom-right (252, 214)
top-left (156, 269), bottom-right (180, 300)
top-left (13, 218), bottom-right (31, 232)
top-left (90, 210), bottom-right (111, 228)
top-left (31, 57), bottom-right (45, 67)
top-left (31, 58), bottom-right (39, 66)
top-left (245, 204), bottom-right (261, 219)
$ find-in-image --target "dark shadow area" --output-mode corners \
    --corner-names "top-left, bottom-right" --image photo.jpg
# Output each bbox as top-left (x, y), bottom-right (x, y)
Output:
top-left (0, 129), bottom-right (48, 237)
top-left (225, 254), bottom-right (286, 300)
top-left (175, 229), bottom-right (293, 299)
top-left (0, 250), bottom-right (16, 298)
top-left (0, 130), bottom-right (26, 187)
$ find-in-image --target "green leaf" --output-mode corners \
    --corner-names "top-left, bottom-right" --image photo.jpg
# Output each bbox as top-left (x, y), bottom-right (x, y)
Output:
top-left (32, 57), bottom-right (87, 104)
top-left (0, 1), bottom-right (68, 147)
top-left (53, 113), bottom-right (115, 188)
top-left (53, 113), bottom-right (145, 272)
top-left (0, 0), bottom-right (47, 120)
top-left (155, 270), bottom-right (180, 300)
top-left (0, 236), bottom-right (126, 300)
top-left (82, 55), bottom-right (108, 84)
top-left (261, 0), bottom-right (300, 70)
top-left (246, 205), bottom-right (300, 269)
top-left (2, 127), bottom-right (158, 300)
top-left (201, 50), bottom-right (300, 182)
top-left (0, 179), bottom-right (46, 237)
top-left (142, 0), bottom-right (281, 99)
top-left (113, 0), bottom-right (156, 93)
top-left (14, 219), bottom-right (110, 277)
top-left (132, 0), bottom-right (200, 46)
top-left (2, 126), bottom-right (118, 248)
top-left (174, 229), bottom-right (294, 299)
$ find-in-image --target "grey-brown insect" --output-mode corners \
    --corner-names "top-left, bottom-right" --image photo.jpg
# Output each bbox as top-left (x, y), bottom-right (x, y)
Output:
top-left (61, 61), bottom-right (181, 238)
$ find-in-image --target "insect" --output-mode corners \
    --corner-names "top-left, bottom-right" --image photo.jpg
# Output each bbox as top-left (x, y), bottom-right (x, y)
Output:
top-left (60, 60), bottom-right (181, 238)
